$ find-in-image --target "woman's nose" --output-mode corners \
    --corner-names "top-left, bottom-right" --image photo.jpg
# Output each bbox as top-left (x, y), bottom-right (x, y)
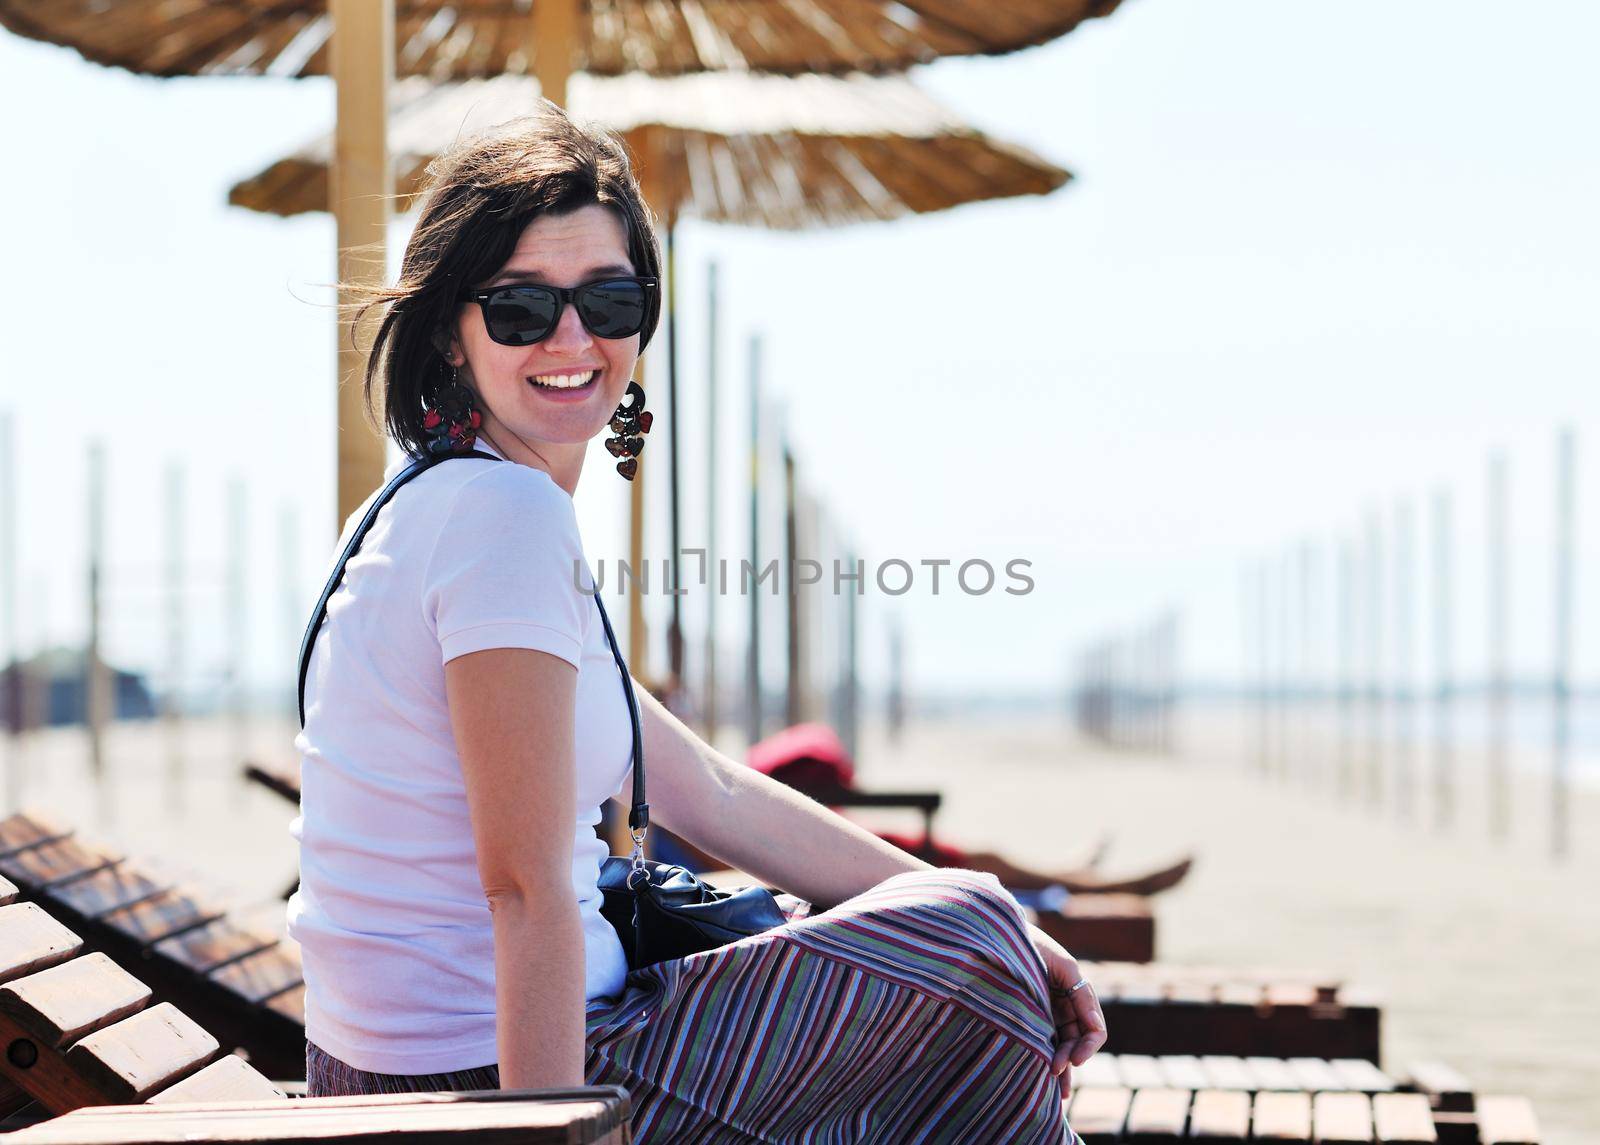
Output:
top-left (541, 301), bottom-right (595, 354)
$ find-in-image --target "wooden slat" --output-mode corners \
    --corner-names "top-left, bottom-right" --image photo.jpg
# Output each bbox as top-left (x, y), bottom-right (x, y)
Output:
top-left (1266, 983), bottom-right (1317, 1006)
top-left (0, 903), bottom-right (84, 982)
top-left (0, 874), bottom-right (18, 904)
top-left (1330, 1059), bottom-right (1396, 1093)
top-left (0, 953), bottom-right (150, 1049)
top-left (1372, 1093), bottom-right (1438, 1144)
top-left (1407, 1061), bottom-right (1473, 1113)
top-left (64, 1003), bottom-right (218, 1103)
top-left (1067, 1085), bottom-right (1132, 1137)
top-left (1289, 1056), bottom-right (1348, 1091)
top-left (50, 867), bottom-right (170, 920)
top-left (1165, 978), bottom-right (1215, 1005)
top-left (145, 1055), bottom-right (286, 1105)
top-left (0, 814), bottom-right (72, 859)
top-left (1156, 1054), bottom-right (1208, 1092)
top-left (1247, 1057), bottom-right (1303, 1092)
top-left (0, 841), bottom-right (119, 892)
top-left (1189, 1089), bottom-right (1251, 1143)
top-left (208, 946), bottom-right (301, 1004)
top-left (1475, 1095), bottom-right (1539, 1145)
top-left (99, 891), bottom-right (222, 947)
top-left (3, 1086), bottom-right (632, 1143)
top-left (1313, 1091), bottom-right (1373, 1144)
top-left (1125, 1086), bottom-right (1189, 1141)
top-left (1200, 1056), bottom-right (1255, 1091)
top-left (263, 981), bottom-right (306, 1023)
top-left (1075, 1050), bottom-right (1121, 1090)
top-left (1114, 1053), bottom-right (1166, 1091)
top-left (151, 920), bottom-right (277, 975)
top-left (1252, 1091), bottom-right (1313, 1141)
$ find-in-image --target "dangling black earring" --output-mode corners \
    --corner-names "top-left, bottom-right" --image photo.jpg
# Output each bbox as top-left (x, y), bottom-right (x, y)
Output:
top-left (422, 359), bottom-right (481, 456)
top-left (605, 380), bottom-right (652, 480)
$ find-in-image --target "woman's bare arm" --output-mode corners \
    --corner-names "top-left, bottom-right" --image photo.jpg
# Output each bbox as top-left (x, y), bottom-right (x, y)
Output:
top-left (446, 647), bottom-right (587, 1088)
top-left (629, 681), bottom-right (933, 908)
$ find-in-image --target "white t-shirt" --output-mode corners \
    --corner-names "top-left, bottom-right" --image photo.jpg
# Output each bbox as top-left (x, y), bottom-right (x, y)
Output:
top-left (286, 435), bottom-right (633, 1075)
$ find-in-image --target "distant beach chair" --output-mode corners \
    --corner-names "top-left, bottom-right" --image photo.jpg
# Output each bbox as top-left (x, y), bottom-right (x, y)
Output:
top-left (739, 723), bottom-right (1190, 892)
top-left (1082, 960), bottom-right (1383, 1062)
top-left (0, 811), bottom-right (305, 1082)
top-left (672, 722), bottom-right (1174, 960)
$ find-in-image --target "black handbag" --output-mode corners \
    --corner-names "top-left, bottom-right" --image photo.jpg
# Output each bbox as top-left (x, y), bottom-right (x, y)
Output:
top-left (297, 450), bottom-right (789, 974)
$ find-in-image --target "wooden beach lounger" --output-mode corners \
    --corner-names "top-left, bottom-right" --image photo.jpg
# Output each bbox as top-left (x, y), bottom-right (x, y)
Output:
top-left (1023, 896), bottom-right (1155, 963)
top-left (0, 870), bottom-right (286, 1124)
top-left (1067, 1086), bottom-right (1543, 1143)
top-left (1081, 961), bottom-right (1383, 1062)
top-left (1073, 1051), bottom-right (1401, 1094)
top-left (0, 812), bottom-right (306, 1081)
top-left (4, 1089), bottom-right (632, 1144)
top-left (0, 860), bottom-right (634, 1143)
top-left (1062, 1055), bottom-right (1536, 1145)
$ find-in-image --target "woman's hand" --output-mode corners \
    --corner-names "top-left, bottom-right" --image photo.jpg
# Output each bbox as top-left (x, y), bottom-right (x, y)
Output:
top-left (1027, 923), bottom-right (1108, 1092)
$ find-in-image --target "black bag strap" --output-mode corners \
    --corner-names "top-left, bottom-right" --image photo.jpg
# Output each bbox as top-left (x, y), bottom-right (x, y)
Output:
top-left (296, 451), bottom-right (649, 835)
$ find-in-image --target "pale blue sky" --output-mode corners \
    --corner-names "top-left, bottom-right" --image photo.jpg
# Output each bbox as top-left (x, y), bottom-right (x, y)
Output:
top-left (1, 0), bottom-right (1596, 707)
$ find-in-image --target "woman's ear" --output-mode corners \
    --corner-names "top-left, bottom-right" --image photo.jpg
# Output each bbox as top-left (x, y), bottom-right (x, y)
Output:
top-left (430, 324), bottom-right (461, 367)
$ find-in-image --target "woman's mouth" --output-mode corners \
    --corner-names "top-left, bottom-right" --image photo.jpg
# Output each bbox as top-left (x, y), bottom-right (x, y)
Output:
top-left (526, 369), bottom-right (598, 400)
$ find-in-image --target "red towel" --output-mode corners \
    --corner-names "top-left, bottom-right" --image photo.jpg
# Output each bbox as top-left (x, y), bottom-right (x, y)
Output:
top-left (746, 722), bottom-right (856, 789)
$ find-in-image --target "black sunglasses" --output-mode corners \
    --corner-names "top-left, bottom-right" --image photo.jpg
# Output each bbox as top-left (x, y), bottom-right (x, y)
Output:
top-left (460, 275), bottom-right (658, 347)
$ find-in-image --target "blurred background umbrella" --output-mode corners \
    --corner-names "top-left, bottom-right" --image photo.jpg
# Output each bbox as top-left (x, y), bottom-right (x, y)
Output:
top-left (227, 71), bottom-right (1070, 227)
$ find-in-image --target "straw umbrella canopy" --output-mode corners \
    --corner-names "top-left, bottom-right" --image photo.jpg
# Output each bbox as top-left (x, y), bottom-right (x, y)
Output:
top-left (0, 2), bottom-right (1126, 85)
top-left (227, 72), bottom-right (1071, 228)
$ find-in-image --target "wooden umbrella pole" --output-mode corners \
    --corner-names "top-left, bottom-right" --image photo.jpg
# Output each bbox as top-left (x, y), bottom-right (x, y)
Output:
top-left (665, 223), bottom-right (685, 695)
top-left (622, 124), bottom-right (673, 689)
top-left (783, 440), bottom-right (800, 726)
top-left (532, 0), bottom-right (578, 106)
top-left (331, 0), bottom-right (393, 530)
top-left (703, 262), bottom-right (720, 742)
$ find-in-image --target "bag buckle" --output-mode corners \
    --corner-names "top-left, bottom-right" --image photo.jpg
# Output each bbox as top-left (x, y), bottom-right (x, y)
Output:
top-left (629, 826), bottom-right (648, 874)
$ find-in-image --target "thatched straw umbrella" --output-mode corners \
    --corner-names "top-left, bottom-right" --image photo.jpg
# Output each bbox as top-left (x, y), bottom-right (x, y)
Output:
top-left (227, 72), bottom-right (1070, 227)
top-left (227, 70), bottom-right (1069, 691)
top-left (0, 2), bottom-right (1125, 87)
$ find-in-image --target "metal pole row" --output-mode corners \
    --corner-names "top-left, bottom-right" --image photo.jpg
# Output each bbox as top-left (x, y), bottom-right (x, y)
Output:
top-left (1238, 430), bottom-right (1581, 860)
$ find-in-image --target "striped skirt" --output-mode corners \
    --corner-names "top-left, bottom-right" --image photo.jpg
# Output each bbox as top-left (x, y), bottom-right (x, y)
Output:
top-left (305, 868), bottom-right (1082, 1144)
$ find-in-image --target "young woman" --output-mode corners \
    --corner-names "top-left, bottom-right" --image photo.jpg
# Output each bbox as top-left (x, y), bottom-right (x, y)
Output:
top-left (289, 104), bottom-right (1104, 1143)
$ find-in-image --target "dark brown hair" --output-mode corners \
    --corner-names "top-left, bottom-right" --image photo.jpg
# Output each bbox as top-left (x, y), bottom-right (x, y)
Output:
top-left (353, 103), bottom-right (661, 459)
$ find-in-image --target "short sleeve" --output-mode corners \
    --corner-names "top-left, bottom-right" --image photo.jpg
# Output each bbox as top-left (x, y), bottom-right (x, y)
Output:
top-left (421, 465), bottom-right (592, 669)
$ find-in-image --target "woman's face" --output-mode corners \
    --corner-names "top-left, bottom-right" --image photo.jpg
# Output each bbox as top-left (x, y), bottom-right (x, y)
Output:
top-left (446, 205), bottom-right (641, 470)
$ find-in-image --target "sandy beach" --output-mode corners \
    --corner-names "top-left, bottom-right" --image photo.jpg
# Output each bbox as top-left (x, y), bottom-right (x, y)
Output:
top-left (3, 710), bottom-right (1595, 1144)
top-left (851, 711), bottom-right (1600, 1145)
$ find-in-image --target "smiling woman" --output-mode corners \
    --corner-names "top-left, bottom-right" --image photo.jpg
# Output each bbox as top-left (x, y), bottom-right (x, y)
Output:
top-left (351, 118), bottom-right (661, 490)
top-left (293, 102), bottom-right (1101, 1143)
